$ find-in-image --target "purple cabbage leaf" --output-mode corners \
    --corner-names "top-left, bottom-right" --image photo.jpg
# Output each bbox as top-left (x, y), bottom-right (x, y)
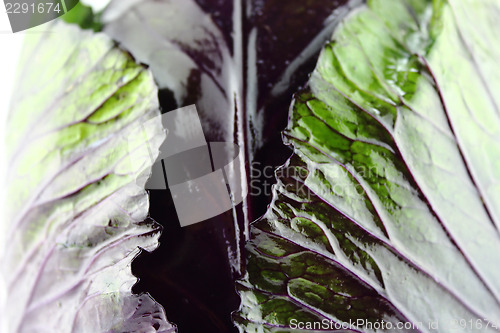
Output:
top-left (0, 21), bottom-right (175, 333)
top-left (235, 0), bottom-right (500, 331)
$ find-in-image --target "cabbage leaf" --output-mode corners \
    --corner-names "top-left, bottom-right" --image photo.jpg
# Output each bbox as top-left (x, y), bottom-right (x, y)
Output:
top-left (236, 0), bottom-right (500, 331)
top-left (0, 21), bottom-right (175, 333)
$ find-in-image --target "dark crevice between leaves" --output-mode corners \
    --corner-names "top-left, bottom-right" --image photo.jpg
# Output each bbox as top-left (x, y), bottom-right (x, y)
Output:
top-left (132, 189), bottom-right (241, 333)
top-left (113, 1), bottom-right (365, 332)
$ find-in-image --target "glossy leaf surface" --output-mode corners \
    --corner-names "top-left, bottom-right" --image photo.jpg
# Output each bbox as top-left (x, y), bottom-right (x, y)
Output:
top-left (236, 0), bottom-right (500, 331)
top-left (0, 21), bottom-right (175, 333)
